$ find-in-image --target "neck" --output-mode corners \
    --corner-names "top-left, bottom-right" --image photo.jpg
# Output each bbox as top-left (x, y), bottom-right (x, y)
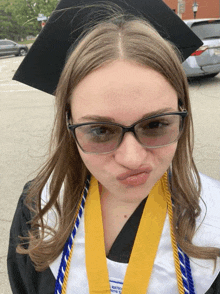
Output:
top-left (99, 182), bottom-right (146, 205)
top-left (101, 189), bottom-right (142, 213)
top-left (100, 186), bottom-right (144, 255)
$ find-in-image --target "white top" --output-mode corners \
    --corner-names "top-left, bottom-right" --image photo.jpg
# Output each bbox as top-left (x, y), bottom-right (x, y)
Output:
top-left (41, 173), bottom-right (220, 293)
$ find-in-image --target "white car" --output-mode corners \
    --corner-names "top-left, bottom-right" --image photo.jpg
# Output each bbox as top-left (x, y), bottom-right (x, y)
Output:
top-left (182, 19), bottom-right (220, 78)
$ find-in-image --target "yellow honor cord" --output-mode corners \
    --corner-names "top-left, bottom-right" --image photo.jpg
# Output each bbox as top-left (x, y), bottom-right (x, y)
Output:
top-left (62, 172), bottom-right (185, 293)
top-left (85, 176), bottom-right (111, 293)
top-left (61, 245), bottom-right (74, 294)
top-left (121, 173), bottom-right (167, 293)
top-left (164, 176), bottom-right (185, 294)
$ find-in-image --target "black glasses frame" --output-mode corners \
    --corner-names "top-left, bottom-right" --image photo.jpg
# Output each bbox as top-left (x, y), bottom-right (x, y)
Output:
top-left (67, 110), bottom-right (188, 154)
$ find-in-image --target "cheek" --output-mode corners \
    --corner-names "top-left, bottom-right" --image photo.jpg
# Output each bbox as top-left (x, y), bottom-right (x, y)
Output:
top-left (77, 147), bottom-right (108, 175)
top-left (152, 143), bottom-right (177, 167)
top-left (148, 143), bottom-right (177, 185)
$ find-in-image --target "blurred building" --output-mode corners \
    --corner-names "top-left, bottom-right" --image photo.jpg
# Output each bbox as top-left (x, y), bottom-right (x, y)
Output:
top-left (163, 0), bottom-right (220, 19)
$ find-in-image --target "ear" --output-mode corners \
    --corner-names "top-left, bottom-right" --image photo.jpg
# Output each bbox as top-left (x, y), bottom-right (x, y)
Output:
top-left (178, 98), bottom-right (185, 109)
top-left (65, 103), bottom-right (73, 124)
top-left (66, 111), bottom-right (73, 136)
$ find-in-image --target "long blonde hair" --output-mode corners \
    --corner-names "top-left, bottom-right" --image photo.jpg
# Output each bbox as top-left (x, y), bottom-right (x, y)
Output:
top-left (18, 13), bottom-right (220, 271)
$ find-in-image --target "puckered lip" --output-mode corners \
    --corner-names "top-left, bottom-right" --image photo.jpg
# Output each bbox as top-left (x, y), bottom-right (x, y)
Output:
top-left (116, 167), bottom-right (153, 181)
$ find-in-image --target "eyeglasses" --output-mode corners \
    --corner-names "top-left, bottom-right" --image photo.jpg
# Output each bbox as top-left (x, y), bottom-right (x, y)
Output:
top-left (67, 110), bottom-right (188, 154)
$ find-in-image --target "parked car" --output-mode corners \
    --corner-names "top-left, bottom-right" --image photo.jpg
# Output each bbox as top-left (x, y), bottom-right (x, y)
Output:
top-left (0, 39), bottom-right (28, 57)
top-left (182, 19), bottom-right (220, 78)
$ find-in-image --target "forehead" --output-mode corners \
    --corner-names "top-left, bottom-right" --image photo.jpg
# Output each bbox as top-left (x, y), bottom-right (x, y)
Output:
top-left (71, 60), bottom-right (178, 123)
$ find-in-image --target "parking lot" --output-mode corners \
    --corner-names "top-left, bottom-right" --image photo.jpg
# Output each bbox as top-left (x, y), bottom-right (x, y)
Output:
top-left (1, 55), bottom-right (220, 293)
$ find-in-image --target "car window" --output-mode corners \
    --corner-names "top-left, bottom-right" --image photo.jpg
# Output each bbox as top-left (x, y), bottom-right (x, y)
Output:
top-left (5, 41), bottom-right (15, 45)
top-left (191, 20), bottom-right (220, 40)
top-left (0, 40), bottom-right (8, 45)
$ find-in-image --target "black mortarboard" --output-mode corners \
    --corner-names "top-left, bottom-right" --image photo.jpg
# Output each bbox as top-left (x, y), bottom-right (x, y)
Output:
top-left (13, 0), bottom-right (203, 95)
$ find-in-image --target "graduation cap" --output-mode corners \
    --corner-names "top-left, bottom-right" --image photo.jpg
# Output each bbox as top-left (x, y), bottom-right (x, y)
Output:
top-left (13, 0), bottom-right (203, 95)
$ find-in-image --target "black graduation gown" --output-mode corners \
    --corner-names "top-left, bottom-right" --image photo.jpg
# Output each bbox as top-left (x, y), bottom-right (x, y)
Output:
top-left (7, 183), bottom-right (220, 294)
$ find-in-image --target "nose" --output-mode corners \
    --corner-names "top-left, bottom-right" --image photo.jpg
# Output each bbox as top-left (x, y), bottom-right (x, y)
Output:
top-left (114, 132), bottom-right (149, 169)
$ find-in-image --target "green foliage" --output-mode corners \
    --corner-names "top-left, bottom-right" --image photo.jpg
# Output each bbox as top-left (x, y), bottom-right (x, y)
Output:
top-left (18, 40), bottom-right (35, 45)
top-left (0, 0), bottom-right (58, 41)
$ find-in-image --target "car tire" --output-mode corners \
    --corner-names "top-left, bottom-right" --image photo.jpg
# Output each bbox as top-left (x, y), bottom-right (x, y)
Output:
top-left (206, 72), bottom-right (219, 78)
top-left (19, 48), bottom-right (27, 56)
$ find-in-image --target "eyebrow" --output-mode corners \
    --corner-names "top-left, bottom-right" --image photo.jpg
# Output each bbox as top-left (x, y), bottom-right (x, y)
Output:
top-left (78, 107), bottom-right (177, 123)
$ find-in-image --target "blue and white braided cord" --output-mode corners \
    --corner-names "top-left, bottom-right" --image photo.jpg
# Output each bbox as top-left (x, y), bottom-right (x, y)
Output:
top-left (54, 176), bottom-right (91, 294)
top-left (178, 245), bottom-right (196, 294)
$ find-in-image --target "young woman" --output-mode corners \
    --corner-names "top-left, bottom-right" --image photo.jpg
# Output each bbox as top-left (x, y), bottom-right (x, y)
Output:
top-left (7, 4), bottom-right (220, 294)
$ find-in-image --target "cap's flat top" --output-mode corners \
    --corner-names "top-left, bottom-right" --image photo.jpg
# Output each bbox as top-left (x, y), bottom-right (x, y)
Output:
top-left (13, 0), bottom-right (203, 95)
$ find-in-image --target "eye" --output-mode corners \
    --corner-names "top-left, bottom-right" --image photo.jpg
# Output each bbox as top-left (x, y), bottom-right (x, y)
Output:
top-left (86, 125), bottom-right (120, 142)
top-left (89, 126), bottom-right (112, 136)
top-left (136, 115), bottom-right (178, 138)
top-left (141, 119), bottom-right (170, 131)
top-left (147, 120), bottom-right (169, 129)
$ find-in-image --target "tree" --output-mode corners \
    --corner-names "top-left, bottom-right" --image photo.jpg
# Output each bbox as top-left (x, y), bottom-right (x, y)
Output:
top-left (0, 1), bottom-right (27, 40)
top-left (5, 0), bottom-right (58, 26)
top-left (0, 9), bottom-right (24, 40)
top-left (0, 0), bottom-right (58, 41)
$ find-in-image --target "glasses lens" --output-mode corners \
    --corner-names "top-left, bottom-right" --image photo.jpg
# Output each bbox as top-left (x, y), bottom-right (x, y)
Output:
top-left (75, 124), bottom-right (122, 153)
top-left (135, 114), bottom-right (182, 147)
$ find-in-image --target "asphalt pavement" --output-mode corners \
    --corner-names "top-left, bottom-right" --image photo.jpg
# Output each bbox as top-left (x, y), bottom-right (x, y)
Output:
top-left (1, 56), bottom-right (220, 293)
